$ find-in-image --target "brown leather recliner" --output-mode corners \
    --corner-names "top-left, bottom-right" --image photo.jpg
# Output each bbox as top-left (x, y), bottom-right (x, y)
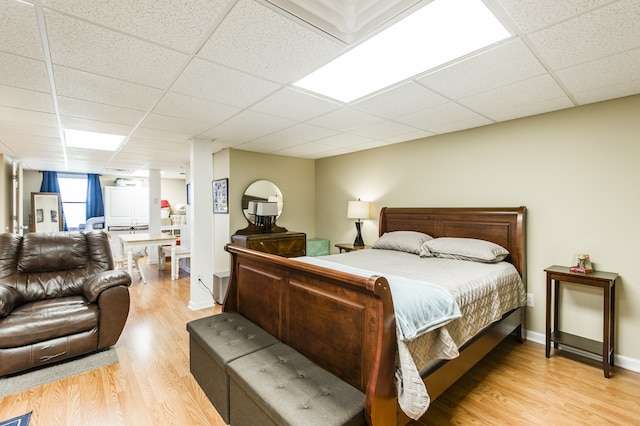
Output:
top-left (0, 230), bottom-right (132, 376)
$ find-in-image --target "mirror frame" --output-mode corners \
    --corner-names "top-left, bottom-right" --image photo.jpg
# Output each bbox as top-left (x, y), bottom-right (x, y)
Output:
top-left (31, 192), bottom-right (63, 232)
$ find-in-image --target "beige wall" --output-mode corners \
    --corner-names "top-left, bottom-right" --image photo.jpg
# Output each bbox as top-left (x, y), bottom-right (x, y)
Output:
top-left (227, 149), bottom-right (316, 238)
top-left (210, 148), bottom-right (316, 273)
top-left (315, 94), bottom-right (640, 366)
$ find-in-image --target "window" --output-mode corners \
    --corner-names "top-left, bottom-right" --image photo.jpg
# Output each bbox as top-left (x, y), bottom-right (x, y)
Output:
top-left (58, 175), bottom-right (87, 230)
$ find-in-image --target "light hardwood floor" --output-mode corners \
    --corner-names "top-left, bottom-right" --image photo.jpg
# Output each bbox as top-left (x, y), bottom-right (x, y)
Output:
top-left (1, 260), bottom-right (639, 425)
top-left (0, 258), bottom-right (225, 426)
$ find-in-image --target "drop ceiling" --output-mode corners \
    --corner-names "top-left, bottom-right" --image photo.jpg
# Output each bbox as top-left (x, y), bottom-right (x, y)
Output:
top-left (1, 0), bottom-right (639, 178)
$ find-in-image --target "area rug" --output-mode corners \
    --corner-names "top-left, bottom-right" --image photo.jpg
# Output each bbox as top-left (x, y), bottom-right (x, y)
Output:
top-left (0, 411), bottom-right (31, 425)
top-left (0, 348), bottom-right (118, 398)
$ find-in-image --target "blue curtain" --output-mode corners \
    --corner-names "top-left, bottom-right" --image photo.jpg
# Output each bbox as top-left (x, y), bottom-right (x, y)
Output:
top-left (39, 171), bottom-right (68, 231)
top-left (86, 174), bottom-right (104, 219)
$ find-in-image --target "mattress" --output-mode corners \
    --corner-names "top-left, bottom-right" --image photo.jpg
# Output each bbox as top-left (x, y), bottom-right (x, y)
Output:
top-left (298, 249), bottom-right (526, 419)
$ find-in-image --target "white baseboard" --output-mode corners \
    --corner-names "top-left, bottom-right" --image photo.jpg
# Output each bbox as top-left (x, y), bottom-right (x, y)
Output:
top-left (525, 330), bottom-right (640, 373)
top-left (188, 299), bottom-right (214, 311)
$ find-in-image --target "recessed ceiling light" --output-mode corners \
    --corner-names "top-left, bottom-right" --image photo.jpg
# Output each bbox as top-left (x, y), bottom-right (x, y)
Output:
top-left (64, 129), bottom-right (125, 151)
top-left (294, 0), bottom-right (511, 103)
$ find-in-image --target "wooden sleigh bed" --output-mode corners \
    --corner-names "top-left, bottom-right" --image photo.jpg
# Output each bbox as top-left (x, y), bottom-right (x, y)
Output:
top-left (223, 207), bottom-right (526, 425)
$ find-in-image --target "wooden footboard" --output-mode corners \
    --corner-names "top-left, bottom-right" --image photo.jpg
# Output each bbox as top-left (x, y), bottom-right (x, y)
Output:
top-left (223, 244), bottom-right (398, 425)
top-left (224, 207), bottom-right (526, 425)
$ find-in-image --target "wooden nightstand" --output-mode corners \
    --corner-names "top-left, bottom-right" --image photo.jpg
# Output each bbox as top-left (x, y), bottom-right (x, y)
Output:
top-left (231, 232), bottom-right (306, 258)
top-left (545, 265), bottom-right (618, 377)
top-left (335, 243), bottom-right (371, 253)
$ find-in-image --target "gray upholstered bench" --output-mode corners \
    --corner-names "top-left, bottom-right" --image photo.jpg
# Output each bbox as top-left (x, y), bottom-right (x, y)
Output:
top-left (187, 313), bottom-right (279, 423)
top-left (227, 342), bottom-right (366, 426)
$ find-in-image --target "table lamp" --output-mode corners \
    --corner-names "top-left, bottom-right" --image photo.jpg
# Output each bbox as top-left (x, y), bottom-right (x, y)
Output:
top-left (347, 199), bottom-right (370, 246)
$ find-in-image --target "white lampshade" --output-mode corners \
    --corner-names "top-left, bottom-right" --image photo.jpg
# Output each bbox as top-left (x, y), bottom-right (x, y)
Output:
top-left (256, 201), bottom-right (278, 216)
top-left (347, 200), bottom-right (370, 220)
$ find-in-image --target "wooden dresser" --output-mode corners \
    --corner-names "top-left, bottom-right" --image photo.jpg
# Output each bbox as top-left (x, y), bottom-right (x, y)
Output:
top-left (231, 232), bottom-right (306, 258)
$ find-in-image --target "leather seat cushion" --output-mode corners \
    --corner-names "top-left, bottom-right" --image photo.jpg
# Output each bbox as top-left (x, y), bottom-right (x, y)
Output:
top-left (0, 296), bottom-right (98, 348)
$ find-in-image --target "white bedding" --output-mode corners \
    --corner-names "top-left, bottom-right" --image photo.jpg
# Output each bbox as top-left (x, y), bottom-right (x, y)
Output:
top-left (302, 249), bottom-right (526, 419)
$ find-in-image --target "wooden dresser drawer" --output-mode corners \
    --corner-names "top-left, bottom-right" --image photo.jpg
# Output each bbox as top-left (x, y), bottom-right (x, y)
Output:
top-left (231, 232), bottom-right (306, 258)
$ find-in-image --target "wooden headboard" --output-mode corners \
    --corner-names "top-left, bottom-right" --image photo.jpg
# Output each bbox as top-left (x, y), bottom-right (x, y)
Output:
top-left (379, 207), bottom-right (526, 279)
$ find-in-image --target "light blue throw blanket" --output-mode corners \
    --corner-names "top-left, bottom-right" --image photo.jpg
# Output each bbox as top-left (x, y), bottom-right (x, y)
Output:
top-left (294, 257), bottom-right (461, 341)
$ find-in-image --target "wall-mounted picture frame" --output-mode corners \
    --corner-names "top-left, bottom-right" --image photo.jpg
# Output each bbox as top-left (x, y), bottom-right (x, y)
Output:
top-left (213, 178), bottom-right (229, 214)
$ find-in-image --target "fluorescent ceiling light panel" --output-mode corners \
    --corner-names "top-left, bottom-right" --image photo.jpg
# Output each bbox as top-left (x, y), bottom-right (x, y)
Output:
top-left (294, 0), bottom-right (511, 102)
top-left (64, 129), bottom-right (125, 151)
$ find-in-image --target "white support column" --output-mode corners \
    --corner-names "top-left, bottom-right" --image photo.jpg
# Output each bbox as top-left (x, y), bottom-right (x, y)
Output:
top-left (148, 168), bottom-right (161, 237)
top-left (188, 138), bottom-right (215, 310)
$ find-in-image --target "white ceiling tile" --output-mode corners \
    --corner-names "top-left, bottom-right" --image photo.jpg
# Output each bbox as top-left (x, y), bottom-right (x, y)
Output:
top-left (307, 107), bottom-right (385, 132)
top-left (528, 0), bottom-right (640, 70)
top-left (250, 87), bottom-right (342, 121)
top-left (154, 92), bottom-right (241, 125)
top-left (139, 114), bottom-right (215, 135)
top-left (130, 127), bottom-right (191, 143)
top-left (59, 116), bottom-right (133, 136)
top-left (43, 0), bottom-right (230, 53)
top-left (0, 139), bottom-right (62, 156)
top-left (234, 134), bottom-right (301, 152)
top-left (206, 110), bottom-right (297, 142)
top-left (417, 38), bottom-right (547, 99)
top-left (352, 82), bottom-right (447, 118)
top-left (0, 86), bottom-right (54, 113)
top-left (350, 121), bottom-right (421, 139)
top-left (384, 129), bottom-right (434, 143)
top-left (556, 48), bottom-right (640, 96)
top-left (273, 141), bottom-right (335, 157)
top-left (572, 80), bottom-right (640, 106)
top-left (395, 102), bottom-right (486, 132)
top-left (313, 133), bottom-right (374, 148)
top-left (53, 66), bottom-right (163, 111)
top-left (44, 10), bottom-right (189, 88)
top-left (496, 0), bottom-right (613, 33)
top-left (486, 97), bottom-right (575, 123)
top-left (428, 116), bottom-right (494, 135)
top-left (0, 106), bottom-right (58, 127)
top-left (2, 0), bottom-right (640, 175)
top-left (458, 74), bottom-right (571, 119)
top-left (198, 0), bottom-right (344, 83)
top-left (122, 138), bottom-right (188, 152)
top-left (0, 121), bottom-right (60, 139)
top-left (272, 123), bottom-right (338, 143)
top-left (58, 97), bottom-right (145, 126)
top-left (0, 53), bottom-right (50, 93)
top-left (171, 58), bottom-right (281, 108)
top-left (0, 0), bottom-right (44, 60)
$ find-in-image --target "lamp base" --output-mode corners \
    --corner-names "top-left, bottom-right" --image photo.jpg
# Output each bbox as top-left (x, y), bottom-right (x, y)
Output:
top-left (353, 220), bottom-right (364, 247)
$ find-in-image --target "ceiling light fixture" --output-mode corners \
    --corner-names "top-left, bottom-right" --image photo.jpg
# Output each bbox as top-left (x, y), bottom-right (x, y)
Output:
top-left (294, 0), bottom-right (511, 103)
top-left (64, 129), bottom-right (125, 151)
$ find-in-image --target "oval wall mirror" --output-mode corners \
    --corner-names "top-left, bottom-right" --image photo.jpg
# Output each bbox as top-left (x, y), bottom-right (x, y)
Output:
top-left (236, 180), bottom-right (287, 234)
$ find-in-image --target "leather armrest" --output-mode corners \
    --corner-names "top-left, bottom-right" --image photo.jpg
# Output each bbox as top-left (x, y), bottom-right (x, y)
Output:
top-left (0, 283), bottom-right (23, 317)
top-left (83, 270), bottom-right (132, 303)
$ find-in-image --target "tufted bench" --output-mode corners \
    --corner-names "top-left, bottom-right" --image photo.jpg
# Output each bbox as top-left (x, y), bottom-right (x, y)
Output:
top-left (187, 313), bottom-right (279, 423)
top-left (227, 342), bottom-right (366, 426)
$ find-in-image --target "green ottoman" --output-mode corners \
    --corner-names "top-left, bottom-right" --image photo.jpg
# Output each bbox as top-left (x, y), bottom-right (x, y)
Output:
top-left (306, 238), bottom-right (330, 257)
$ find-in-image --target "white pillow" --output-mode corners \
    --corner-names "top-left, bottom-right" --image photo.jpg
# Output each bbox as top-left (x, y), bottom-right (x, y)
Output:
top-left (421, 237), bottom-right (509, 263)
top-left (372, 231), bottom-right (433, 255)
